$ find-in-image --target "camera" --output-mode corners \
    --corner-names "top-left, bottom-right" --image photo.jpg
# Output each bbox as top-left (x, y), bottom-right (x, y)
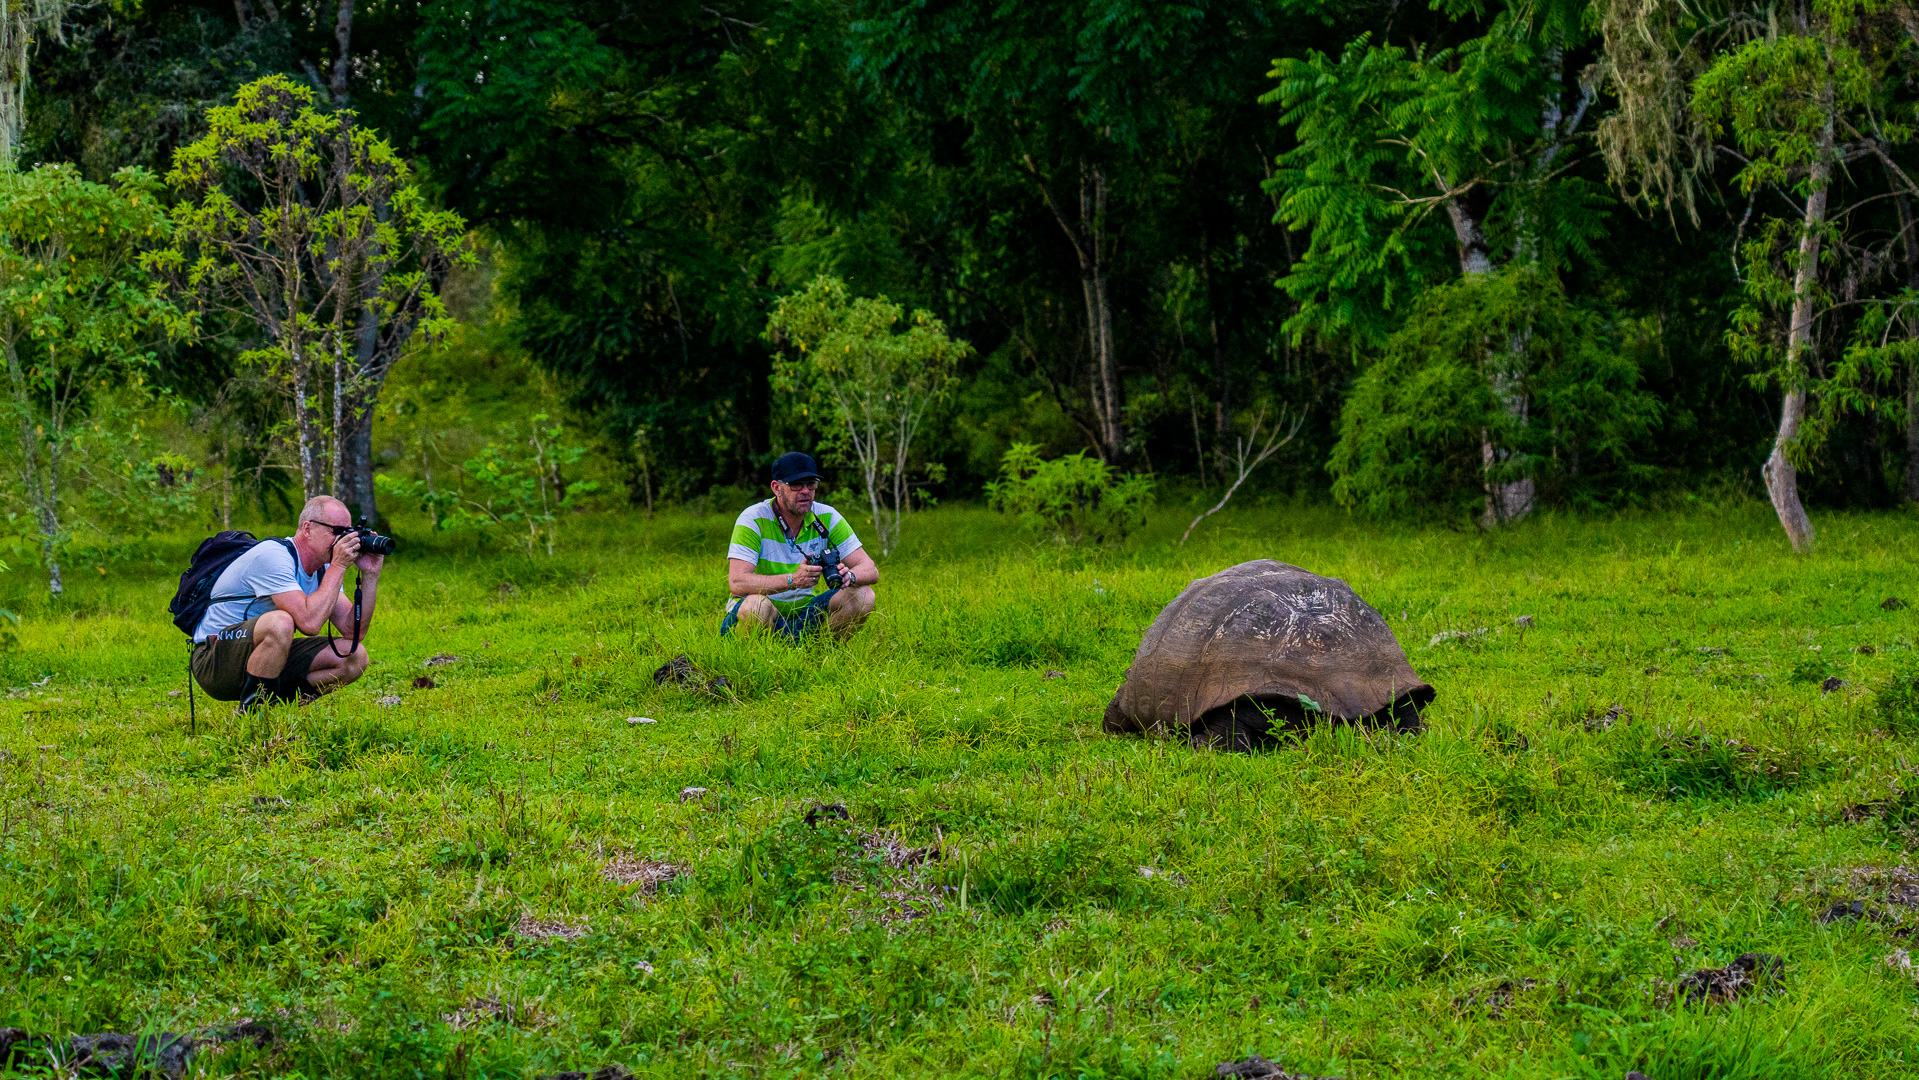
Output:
top-left (352, 527), bottom-right (396, 557)
top-left (808, 549), bottom-right (844, 589)
top-left (806, 520), bottom-right (842, 588)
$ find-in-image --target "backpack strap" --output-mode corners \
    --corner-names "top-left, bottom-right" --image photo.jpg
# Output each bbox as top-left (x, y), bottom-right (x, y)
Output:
top-left (201, 538), bottom-right (304, 620)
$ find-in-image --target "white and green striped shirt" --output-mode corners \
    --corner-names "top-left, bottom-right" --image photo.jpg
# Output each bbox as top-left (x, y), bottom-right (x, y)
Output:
top-left (727, 499), bottom-right (863, 615)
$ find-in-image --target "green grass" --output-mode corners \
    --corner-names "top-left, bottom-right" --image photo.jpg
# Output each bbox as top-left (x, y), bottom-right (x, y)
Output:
top-left (2, 501), bottom-right (1918, 1079)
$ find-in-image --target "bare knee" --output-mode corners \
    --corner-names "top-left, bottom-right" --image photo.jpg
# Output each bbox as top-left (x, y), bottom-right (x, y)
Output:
top-left (834, 585), bottom-right (875, 616)
top-left (343, 645), bottom-right (370, 681)
top-left (737, 595), bottom-right (776, 626)
top-left (255, 609), bottom-right (293, 644)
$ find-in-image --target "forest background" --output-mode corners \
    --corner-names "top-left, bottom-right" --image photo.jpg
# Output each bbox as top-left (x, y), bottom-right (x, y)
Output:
top-left (7, 0), bottom-right (1919, 582)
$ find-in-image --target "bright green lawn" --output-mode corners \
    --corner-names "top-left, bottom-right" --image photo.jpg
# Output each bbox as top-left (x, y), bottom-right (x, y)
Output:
top-left (2, 502), bottom-right (1918, 1079)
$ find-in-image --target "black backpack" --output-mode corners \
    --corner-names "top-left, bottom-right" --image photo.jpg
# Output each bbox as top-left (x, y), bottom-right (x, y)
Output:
top-left (168, 531), bottom-right (297, 637)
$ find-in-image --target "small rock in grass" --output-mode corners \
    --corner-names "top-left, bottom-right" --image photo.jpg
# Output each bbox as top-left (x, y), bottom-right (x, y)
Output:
top-left (804, 802), bottom-right (849, 826)
top-left (1512, 615), bottom-right (1534, 629)
top-left (1884, 597), bottom-right (1909, 610)
top-left (678, 786), bottom-right (709, 803)
top-left (1429, 628), bottom-right (1488, 647)
top-left (1583, 704), bottom-right (1629, 732)
top-left (1215, 1056), bottom-right (1339, 1079)
top-left (1135, 865), bottom-right (1190, 886)
top-left (1042, 669), bottom-right (1065, 680)
top-left (167, 690), bottom-right (182, 698)
top-left (634, 959), bottom-right (654, 975)
top-left (652, 653), bottom-right (731, 695)
top-left (1669, 935), bottom-right (1699, 949)
top-left (68, 1032), bottom-right (199, 1080)
top-left (1883, 948), bottom-right (1915, 978)
top-left (1821, 676), bottom-right (1847, 694)
top-left (1858, 644), bottom-right (1877, 655)
top-left (537, 1065), bottom-right (633, 1080)
top-left (1674, 952), bottom-right (1784, 1005)
top-left (1817, 900), bottom-right (1866, 924)
top-left (376, 695), bottom-right (401, 708)
top-left (1625, 1073), bottom-right (1654, 1080)
top-left (424, 654), bottom-right (462, 667)
top-left (513, 914), bottom-right (588, 941)
top-left (601, 857), bottom-right (681, 892)
top-left (413, 676), bottom-right (437, 690)
top-left (250, 795), bottom-right (290, 811)
top-left (625, 716), bottom-right (656, 725)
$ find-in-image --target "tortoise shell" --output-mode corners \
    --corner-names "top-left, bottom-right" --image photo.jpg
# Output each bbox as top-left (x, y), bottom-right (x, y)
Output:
top-left (1104, 560), bottom-right (1434, 748)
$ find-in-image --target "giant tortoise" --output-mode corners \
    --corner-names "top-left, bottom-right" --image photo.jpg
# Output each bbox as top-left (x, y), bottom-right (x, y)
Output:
top-left (1104, 560), bottom-right (1434, 750)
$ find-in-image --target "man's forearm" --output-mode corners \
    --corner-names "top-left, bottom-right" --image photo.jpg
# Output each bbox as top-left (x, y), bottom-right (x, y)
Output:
top-left (294, 566), bottom-right (348, 634)
top-left (732, 571), bottom-right (800, 597)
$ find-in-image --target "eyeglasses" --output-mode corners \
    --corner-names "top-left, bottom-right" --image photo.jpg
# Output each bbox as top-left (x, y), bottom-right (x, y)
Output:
top-left (307, 521), bottom-right (354, 536)
top-left (779, 479), bottom-right (821, 492)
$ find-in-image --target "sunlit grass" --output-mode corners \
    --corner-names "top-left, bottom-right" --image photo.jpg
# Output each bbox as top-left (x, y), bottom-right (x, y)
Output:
top-left (1, 501), bottom-right (1916, 1078)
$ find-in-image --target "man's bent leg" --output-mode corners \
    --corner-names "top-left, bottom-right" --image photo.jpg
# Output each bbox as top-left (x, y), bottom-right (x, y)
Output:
top-left (302, 641), bottom-right (369, 698)
top-left (723, 595), bottom-right (778, 636)
top-left (246, 610), bottom-right (294, 679)
top-left (827, 585), bottom-right (875, 641)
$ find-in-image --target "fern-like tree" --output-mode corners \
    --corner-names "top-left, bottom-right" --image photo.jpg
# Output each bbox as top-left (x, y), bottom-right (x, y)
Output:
top-left (1267, 0), bottom-right (1609, 525)
top-left (147, 75), bottom-right (473, 522)
top-left (0, 165), bottom-right (174, 595)
top-left (766, 276), bottom-right (970, 557)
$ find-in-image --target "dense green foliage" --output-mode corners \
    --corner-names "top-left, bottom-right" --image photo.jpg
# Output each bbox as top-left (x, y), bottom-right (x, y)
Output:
top-left (28, 0), bottom-right (1911, 525)
top-left (1, 504), bottom-right (1917, 1077)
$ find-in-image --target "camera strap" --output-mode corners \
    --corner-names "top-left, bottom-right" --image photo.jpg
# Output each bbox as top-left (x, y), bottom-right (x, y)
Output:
top-left (329, 575), bottom-right (364, 660)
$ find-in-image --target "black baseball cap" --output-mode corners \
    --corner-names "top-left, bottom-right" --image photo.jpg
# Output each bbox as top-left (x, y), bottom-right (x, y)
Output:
top-left (770, 451), bottom-right (822, 484)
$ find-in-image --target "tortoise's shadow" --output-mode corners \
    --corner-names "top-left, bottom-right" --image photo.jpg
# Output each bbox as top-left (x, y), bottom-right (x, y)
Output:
top-left (1184, 693), bottom-right (1426, 752)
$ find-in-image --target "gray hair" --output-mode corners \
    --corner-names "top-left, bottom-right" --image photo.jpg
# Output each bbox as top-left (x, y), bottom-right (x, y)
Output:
top-left (297, 495), bottom-right (349, 527)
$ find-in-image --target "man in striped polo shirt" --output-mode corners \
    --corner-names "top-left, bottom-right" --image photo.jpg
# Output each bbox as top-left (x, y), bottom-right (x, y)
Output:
top-left (722, 451), bottom-right (879, 640)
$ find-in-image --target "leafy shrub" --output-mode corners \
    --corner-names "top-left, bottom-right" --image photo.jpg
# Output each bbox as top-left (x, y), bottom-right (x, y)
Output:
top-left (985, 443), bottom-right (1152, 544)
top-left (379, 415), bottom-right (597, 555)
top-left (1328, 266), bottom-right (1660, 522)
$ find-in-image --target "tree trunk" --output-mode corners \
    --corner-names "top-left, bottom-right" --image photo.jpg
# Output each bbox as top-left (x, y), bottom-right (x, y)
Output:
top-left (1199, 228), bottom-right (1230, 450)
top-left (1072, 163), bottom-right (1122, 462)
top-left (1443, 193), bottom-right (1533, 525)
top-left (1029, 154), bottom-right (1124, 463)
top-left (1763, 101), bottom-right (1831, 553)
top-left (330, 0), bottom-right (354, 103)
top-left (1444, 197), bottom-right (1495, 277)
top-left (292, 355), bottom-right (319, 499)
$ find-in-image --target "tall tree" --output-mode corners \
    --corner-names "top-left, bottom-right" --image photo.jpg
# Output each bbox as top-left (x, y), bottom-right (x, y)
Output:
top-left (0, 164), bottom-right (173, 594)
top-left (1268, 0), bottom-right (1609, 523)
top-left (149, 75), bottom-right (469, 516)
top-left (850, 0), bottom-right (1289, 465)
top-left (1600, 0), bottom-right (1919, 543)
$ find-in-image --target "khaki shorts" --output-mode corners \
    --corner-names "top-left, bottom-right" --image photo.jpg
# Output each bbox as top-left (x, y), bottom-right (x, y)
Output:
top-left (189, 615), bottom-right (342, 700)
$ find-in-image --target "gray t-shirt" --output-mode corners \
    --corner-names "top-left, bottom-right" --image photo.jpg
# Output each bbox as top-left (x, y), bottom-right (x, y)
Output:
top-left (191, 539), bottom-right (330, 639)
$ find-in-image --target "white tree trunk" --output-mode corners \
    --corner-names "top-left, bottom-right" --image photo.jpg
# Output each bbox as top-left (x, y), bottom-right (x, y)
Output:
top-left (1764, 103), bottom-right (1831, 553)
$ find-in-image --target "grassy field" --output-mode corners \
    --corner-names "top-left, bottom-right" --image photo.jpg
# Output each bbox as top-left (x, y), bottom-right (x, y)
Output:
top-left (2, 501), bottom-right (1918, 1079)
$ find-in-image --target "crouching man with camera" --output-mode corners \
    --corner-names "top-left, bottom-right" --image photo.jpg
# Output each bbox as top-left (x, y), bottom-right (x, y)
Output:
top-left (189, 496), bottom-right (387, 708)
top-left (722, 452), bottom-right (878, 641)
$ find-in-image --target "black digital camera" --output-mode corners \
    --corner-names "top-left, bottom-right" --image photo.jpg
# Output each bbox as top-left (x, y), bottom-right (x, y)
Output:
top-left (806, 520), bottom-right (843, 589)
top-left (352, 527), bottom-right (397, 557)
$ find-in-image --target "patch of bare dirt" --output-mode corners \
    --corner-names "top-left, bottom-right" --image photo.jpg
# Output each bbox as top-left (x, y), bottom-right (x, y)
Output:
top-left (861, 829), bottom-right (939, 868)
top-left (601, 857), bottom-right (682, 893)
top-left (1214, 1056), bottom-right (1341, 1079)
top-left (1454, 977), bottom-right (1539, 1018)
top-left (512, 914), bottom-right (588, 941)
top-left (443, 995), bottom-right (549, 1030)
